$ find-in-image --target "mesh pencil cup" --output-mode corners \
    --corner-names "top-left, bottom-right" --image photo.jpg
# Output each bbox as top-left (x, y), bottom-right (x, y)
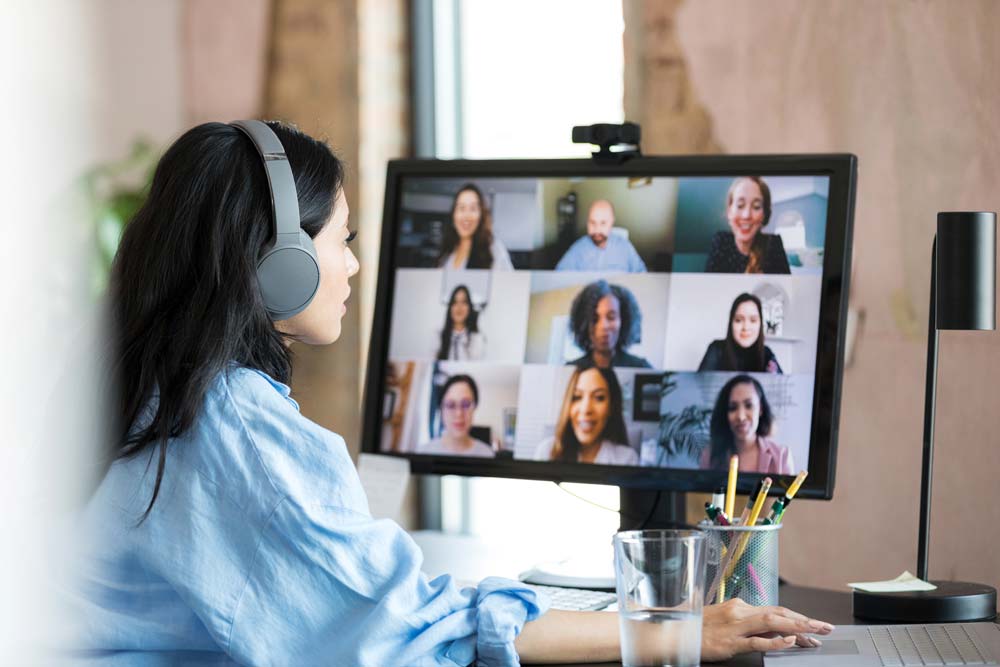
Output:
top-left (702, 523), bottom-right (781, 607)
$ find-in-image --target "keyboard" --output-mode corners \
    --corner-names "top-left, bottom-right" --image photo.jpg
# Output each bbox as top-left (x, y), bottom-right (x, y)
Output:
top-left (869, 624), bottom-right (997, 666)
top-left (522, 583), bottom-right (616, 611)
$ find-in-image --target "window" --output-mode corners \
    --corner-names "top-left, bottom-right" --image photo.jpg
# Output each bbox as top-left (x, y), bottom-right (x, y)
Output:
top-left (421, 0), bottom-right (627, 553)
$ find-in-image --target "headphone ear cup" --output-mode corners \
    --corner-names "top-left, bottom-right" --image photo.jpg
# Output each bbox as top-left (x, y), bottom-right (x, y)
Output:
top-left (257, 233), bottom-right (320, 320)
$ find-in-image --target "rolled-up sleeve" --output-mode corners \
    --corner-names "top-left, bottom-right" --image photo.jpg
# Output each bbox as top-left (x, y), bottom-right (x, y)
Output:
top-left (227, 499), bottom-right (548, 667)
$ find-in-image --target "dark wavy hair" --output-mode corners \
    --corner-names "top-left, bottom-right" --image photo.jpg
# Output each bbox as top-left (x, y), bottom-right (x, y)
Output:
top-left (568, 280), bottom-right (642, 354)
top-left (723, 293), bottom-right (767, 371)
top-left (707, 374), bottom-right (774, 469)
top-left (438, 183), bottom-right (494, 269)
top-left (436, 285), bottom-right (479, 360)
top-left (551, 365), bottom-right (629, 463)
top-left (109, 121), bottom-right (344, 519)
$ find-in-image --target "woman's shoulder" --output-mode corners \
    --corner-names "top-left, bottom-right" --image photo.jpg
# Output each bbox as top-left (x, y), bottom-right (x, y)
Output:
top-left (209, 366), bottom-right (363, 508)
top-left (470, 438), bottom-right (496, 457)
top-left (601, 441), bottom-right (639, 465)
top-left (490, 237), bottom-right (514, 269)
top-left (533, 437), bottom-right (555, 460)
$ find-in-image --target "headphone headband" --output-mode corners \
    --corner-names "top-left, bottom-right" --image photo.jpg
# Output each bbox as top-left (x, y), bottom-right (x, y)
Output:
top-left (230, 120), bottom-right (320, 321)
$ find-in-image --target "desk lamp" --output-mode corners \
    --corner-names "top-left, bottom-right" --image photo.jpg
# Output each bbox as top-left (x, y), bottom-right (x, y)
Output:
top-left (854, 211), bottom-right (997, 622)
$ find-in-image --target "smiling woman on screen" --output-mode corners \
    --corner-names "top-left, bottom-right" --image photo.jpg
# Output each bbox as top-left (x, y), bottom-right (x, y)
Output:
top-left (705, 176), bottom-right (791, 274)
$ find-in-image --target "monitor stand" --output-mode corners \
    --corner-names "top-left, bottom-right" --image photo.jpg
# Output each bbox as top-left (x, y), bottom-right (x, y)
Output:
top-left (520, 489), bottom-right (688, 590)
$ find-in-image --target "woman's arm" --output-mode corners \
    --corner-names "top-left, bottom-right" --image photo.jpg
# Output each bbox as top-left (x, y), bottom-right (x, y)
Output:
top-left (514, 599), bottom-right (834, 665)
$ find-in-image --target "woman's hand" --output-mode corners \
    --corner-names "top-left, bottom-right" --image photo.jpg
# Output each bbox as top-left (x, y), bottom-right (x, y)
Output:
top-left (701, 598), bottom-right (835, 662)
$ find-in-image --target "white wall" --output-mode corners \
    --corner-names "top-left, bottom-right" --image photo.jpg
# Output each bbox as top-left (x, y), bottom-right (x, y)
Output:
top-left (663, 274), bottom-right (822, 374)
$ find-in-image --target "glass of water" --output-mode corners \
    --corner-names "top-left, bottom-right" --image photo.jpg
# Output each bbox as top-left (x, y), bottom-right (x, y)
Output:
top-left (613, 529), bottom-right (706, 667)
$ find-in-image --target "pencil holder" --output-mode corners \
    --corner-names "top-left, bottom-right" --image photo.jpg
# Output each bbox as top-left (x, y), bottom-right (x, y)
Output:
top-left (702, 523), bottom-right (781, 607)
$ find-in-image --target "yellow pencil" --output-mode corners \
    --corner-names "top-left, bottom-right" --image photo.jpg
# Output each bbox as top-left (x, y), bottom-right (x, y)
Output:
top-left (725, 455), bottom-right (739, 519)
top-left (722, 477), bottom-right (773, 582)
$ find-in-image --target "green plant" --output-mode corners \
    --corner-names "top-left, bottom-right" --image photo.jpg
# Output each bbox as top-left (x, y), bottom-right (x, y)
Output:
top-left (82, 138), bottom-right (159, 294)
top-left (653, 372), bottom-right (712, 467)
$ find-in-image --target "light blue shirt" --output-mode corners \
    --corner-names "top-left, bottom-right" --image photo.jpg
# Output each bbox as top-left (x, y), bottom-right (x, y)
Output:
top-left (554, 233), bottom-right (647, 272)
top-left (65, 367), bottom-right (548, 666)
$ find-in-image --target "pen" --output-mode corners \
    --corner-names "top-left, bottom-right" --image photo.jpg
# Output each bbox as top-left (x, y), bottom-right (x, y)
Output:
top-left (774, 470), bottom-right (808, 524)
top-left (704, 503), bottom-right (732, 526)
top-left (763, 498), bottom-right (785, 525)
top-left (711, 487), bottom-right (726, 515)
top-left (736, 478), bottom-right (766, 527)
top-left (725, 455), bottom-right (739, 519)
top-left (746, 562), bottom-right (767, 604)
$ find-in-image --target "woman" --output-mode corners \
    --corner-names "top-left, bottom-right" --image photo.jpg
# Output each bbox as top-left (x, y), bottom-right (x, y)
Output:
top-left (698, 293), bottom-right (783, 373)
top-left (535, 366), bottom-right (639, 465)
top-left (419, 374), bottom-right (494, 457)
top-left (702, 375), bottom-right (795, 475)
top-left (705, 176), bottom-right (791, 274)
top-left (437, 183), bottom-right (514, 270)
top-left (70, 121), bottom-right (828, 665)
top-left (566, 279), bottom-right (652, 369)
top-left (437, 284), bottom-right (486, 361)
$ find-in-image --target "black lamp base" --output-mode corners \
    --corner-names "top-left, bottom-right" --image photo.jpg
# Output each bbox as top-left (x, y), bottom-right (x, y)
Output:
top-left (853, 581), bottom-right (997, 623)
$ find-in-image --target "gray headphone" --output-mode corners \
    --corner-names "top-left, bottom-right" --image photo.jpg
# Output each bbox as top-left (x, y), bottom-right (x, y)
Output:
top-left (230, 120), bottom-right (320, 321)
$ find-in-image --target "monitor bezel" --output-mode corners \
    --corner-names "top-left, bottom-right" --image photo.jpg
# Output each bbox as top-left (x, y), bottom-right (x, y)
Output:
top-left (361, 154), bottom-right (857, 500)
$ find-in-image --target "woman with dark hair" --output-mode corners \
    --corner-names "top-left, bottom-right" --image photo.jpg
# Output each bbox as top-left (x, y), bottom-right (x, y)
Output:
top-left (567, 279), bottom-right (651, 369)
top-left (698, 293), bottom-right (783, 373)
top-left (418, 374), bottom-right (494, 457)
top-left (701, 375), bottom-right (795, 475)
top-left (436, 284), bottom-right (485, 361)
top-left (705, 176), bottom-right (791, 274)
top-left (534, 366), bottom-right (638, 465)
top-left (68, 121), bottom-right (830, 664)
top-left (438, 182), bottom-right (514, 270)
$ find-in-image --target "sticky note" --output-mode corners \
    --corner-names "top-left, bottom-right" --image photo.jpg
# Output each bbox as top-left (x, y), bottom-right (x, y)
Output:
top-left (847, 571), bottom-right (937, 593)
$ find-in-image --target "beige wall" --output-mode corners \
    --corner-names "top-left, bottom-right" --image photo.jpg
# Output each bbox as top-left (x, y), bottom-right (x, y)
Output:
top-left (626, 0), bottom-right (1000, 593)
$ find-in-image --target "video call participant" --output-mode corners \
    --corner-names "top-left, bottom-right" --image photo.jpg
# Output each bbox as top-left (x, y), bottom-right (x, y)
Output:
top-left (567, 279), bottom-right (652, 369)
top-left (436, 285), bottom-right (485, 361)
top-left (419, 374), bottom-right (494, 458)
top-left (705, 176), bottom-right (791, 274)
top-left (698, 293), bottom-right (783, 373)
top-left (437, 183), bottom-right (514, 270)
top-left (534, 366), bottom-right (639, 465)
top-left (702, 374), bottom-right (795, 475)
top-left (555, 199), bottom-right (647, 272)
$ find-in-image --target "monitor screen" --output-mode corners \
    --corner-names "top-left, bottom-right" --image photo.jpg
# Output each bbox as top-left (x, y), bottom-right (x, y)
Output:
top-left (363, 156), bottom-right (856, 499)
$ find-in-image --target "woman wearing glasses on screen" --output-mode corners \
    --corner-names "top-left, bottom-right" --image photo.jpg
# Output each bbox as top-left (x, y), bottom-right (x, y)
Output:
top-left (418, 374), bottom-right (495, 458)
top-left (701, 375), bottom-right (795, 475)
top-left (705, 176), bottom-right (791, 274)
top-left (437, 183), bottom-right (514, 270)
top-left (436, 285), bottom-right (486, 361)
top-left (534, 366), bottom-right (639, 466)
top-left (698, 293), bottom-right (783, 373)
top-left (567, 279), bottom-right (651, 369)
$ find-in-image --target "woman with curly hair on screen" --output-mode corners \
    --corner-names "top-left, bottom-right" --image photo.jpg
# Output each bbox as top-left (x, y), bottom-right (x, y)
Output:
top-left (566, 279), bottom-right (651, 369)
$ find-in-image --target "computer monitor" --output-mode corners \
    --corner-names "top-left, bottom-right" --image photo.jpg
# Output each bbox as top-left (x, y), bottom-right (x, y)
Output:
top-left (361, 155), bottom-right (856, 509)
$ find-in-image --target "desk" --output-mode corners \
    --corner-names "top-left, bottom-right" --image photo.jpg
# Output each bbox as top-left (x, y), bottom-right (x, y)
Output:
top-left (411, 531), bottom-right (858, 667)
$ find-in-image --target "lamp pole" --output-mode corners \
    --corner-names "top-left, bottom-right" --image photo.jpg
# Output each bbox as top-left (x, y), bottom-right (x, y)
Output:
top-left (917, 239), bottom-right (938, 582)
